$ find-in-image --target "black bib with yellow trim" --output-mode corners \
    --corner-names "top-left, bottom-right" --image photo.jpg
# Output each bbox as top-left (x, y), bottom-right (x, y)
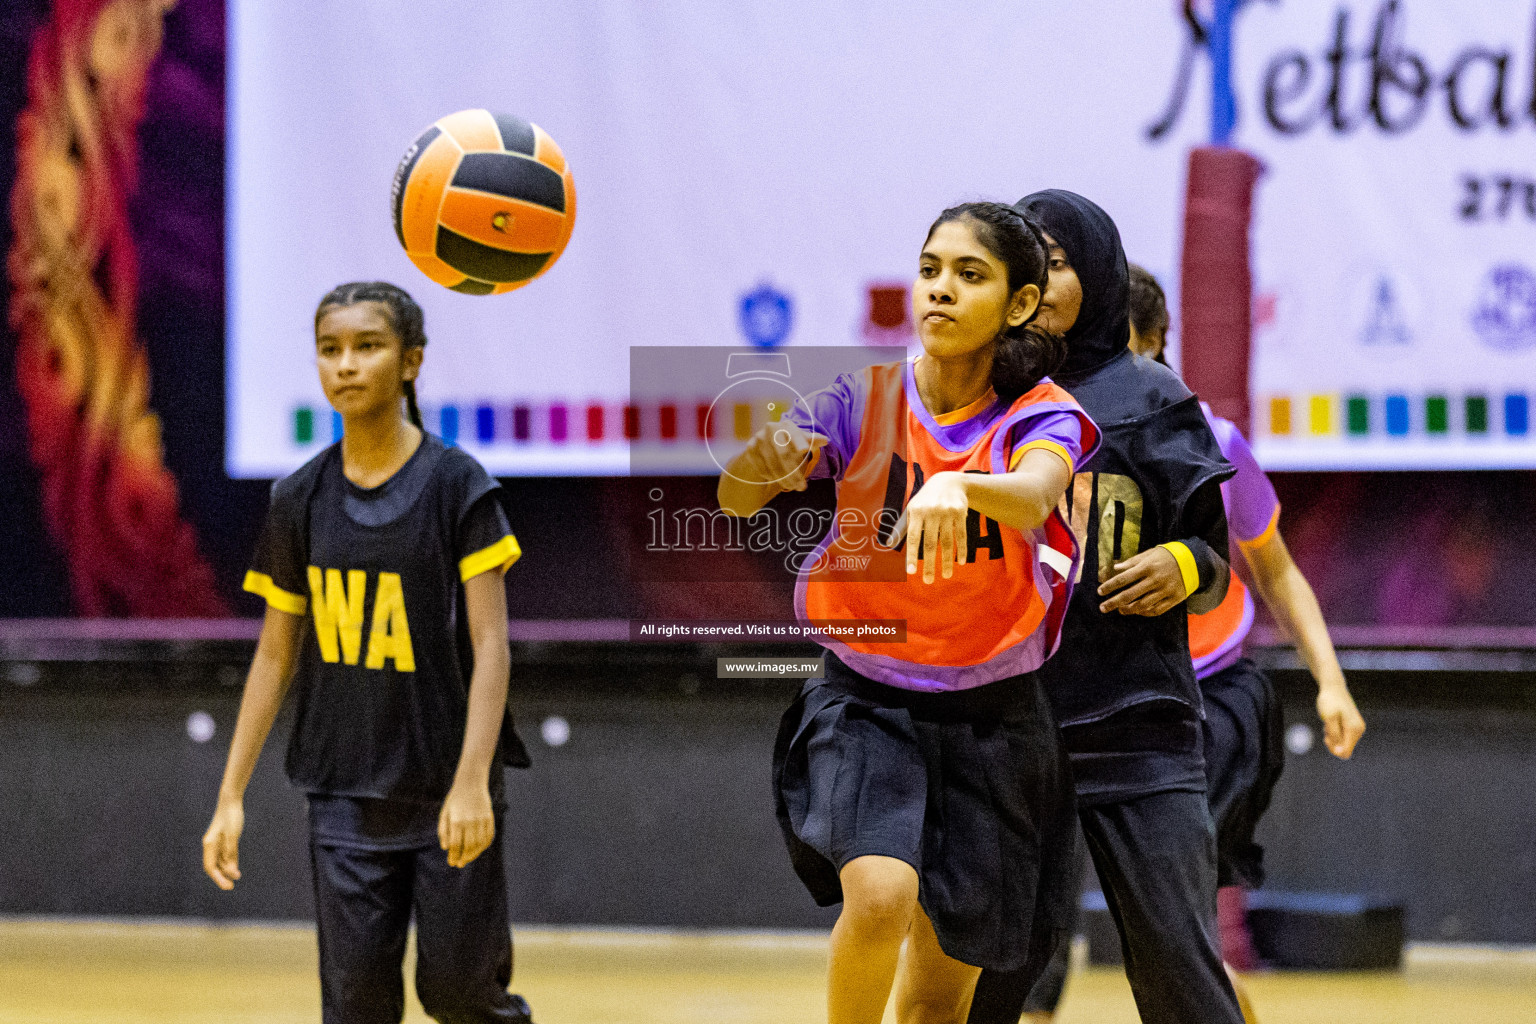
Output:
top-left (1041, 351), bottom-right (1235, 727)
top-left (245, 434), bottom-right (525, 804)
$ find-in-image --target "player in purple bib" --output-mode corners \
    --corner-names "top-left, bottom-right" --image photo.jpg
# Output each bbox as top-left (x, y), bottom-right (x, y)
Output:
top-left (1130, 266), bottom-right (1365, 991)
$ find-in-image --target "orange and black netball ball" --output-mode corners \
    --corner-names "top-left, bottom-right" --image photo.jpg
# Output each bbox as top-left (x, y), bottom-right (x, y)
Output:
top-left (391, 109), bottom-right (576, 295)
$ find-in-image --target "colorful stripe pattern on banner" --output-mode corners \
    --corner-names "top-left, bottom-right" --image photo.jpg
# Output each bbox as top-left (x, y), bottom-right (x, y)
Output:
top-left (1264, 393), bottom-right (1531, 439)
top-left (296, 392), bottom-right (1536, 447)
top-left (291, 396), bottom-right (805, 447)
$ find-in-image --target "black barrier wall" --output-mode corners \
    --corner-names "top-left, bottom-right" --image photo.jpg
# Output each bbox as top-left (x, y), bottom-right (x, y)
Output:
top-left (1, 645), bottom-right (1533, 942)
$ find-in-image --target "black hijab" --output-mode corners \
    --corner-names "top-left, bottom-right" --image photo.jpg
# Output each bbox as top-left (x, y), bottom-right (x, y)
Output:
top-left (1014, 189), bottom-right (1130, 381)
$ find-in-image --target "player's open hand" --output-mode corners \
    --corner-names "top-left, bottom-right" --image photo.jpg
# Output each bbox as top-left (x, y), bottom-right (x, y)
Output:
top-left (902, 471), bottom-right (970, 584)
top-left (1099, 547), bottom-right (1187, 616)
top-left (202, 798), bottom-right (245, 890)
top-left (439, 780), bottom-right (495, 868)
top-left (737, 420), bottom-right (827, 492)
top-left (1317, 684), bottom-right (1366, 759)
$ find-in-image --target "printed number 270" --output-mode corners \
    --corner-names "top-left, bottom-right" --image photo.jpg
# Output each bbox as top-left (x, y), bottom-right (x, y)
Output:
top-left (1460, 176), bottom-right (1536, 221)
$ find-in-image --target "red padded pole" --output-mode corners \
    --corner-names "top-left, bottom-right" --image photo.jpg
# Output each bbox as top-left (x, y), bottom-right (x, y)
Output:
top-left (1179, 146), bottom-right (1263, 437)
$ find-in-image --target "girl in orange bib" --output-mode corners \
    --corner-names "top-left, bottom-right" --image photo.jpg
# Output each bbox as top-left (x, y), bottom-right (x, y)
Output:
top-left (720, 203), bottom-right (1098, 1024)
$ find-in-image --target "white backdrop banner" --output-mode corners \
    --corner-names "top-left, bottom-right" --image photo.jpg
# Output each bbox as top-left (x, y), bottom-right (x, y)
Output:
top-left (228, 0), bottom-right (1536, 476)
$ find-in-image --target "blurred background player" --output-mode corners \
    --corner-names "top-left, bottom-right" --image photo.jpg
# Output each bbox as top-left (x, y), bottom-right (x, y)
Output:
top-left (201, 282), bottom-right (535, 1024)
top-left (1128, 262), bottom-right (1367, 975)
top-left (724, 203), bottom-right (1098, 1024)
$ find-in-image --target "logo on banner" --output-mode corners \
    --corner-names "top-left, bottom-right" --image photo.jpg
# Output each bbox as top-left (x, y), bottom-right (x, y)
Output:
top-left (738, 284), bottom-right (794, 348)
top-left (861, 282), bottom-right (914, 344)
top-left (1149, 0), bottom-right (1536, 143)
top-left (1471, 264), bottom-right (1536, 351)
top-left (1344, 266), bottom-right (1423, 358)
top-left (1359, 277), bottom-right (1412, 348)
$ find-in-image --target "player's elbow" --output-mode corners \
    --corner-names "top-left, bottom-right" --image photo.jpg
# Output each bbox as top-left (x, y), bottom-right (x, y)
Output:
top-left (717, 487), bottom-right (746, 518)
top-left (1015, 496), bottom-right (1053, 533)
top-left (1018, 477), bottom-right (1066, 532)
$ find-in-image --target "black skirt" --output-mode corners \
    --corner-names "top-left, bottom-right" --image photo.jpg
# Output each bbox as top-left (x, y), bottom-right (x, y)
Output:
top-left (1200, 657), bottom-right (1286, 888)
top-left (772, 652), bottom-right (1077, 972)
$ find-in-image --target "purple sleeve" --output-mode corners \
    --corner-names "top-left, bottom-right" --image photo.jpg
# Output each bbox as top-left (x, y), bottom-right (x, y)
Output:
top-left (1209, 411), bottom-right (1280, 545)
top-left (783, 371), bottom-right (863, 481)
top-left (1007, 410), bottom-right (1085, 471)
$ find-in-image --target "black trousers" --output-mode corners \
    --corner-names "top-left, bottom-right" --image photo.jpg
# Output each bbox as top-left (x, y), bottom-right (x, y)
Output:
top-left (968, 789), bottom-right (1244, 1024)
top-left (1201, 658), bottom-right (1286, 888)
top-left (310, 829), bottom-right (532, 1024)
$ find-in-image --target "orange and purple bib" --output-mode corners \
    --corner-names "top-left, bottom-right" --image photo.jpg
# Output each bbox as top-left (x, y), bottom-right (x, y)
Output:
top-left (785, 358), bottom-right (1099, 692)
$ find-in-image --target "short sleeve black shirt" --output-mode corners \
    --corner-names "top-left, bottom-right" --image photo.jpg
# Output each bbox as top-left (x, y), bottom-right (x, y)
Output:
top-left (245, 434), bottom-right (519, 806)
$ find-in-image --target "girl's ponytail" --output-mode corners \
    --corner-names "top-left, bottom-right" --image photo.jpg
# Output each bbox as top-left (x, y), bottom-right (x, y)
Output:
top-left (991, 326), bottom-right (1067, 402)
top-left (402, 379), bottom-right (424, 429)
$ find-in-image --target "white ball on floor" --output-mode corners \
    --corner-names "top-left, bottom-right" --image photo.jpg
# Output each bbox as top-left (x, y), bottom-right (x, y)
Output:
top-left (187, 711), bottom-right (216, 744)
top-left (1285, 722), bottom-right (1314, 756)
top-left (541, 715), bottom-right (571, 747)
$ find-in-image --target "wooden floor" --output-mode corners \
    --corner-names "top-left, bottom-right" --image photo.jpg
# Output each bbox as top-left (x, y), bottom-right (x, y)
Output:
top-left (2, 919), bottom-right (1534, 1024)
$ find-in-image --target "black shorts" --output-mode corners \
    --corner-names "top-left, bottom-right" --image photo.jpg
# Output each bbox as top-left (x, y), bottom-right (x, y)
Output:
top-left (772, 651), bottom-right (1077, 972)
top-left (1200, 657), bottom-right (1285, 888)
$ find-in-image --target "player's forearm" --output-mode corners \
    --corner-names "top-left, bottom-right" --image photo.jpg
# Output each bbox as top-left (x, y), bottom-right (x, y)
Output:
top-left (1174, 479), bottom-right (1232, 614)
top-left (957, 472), bottom-right (1057, 532)
top-left (718, 462), bottom-right (782, 517)
top-left (454, 638), bottom-right (510, 788)
top-left (218, 640), bottom-right (297, 802)
top-left (959, 449), bottom-right (1072, 533)
top-left (1253, 556), bottom-right (1346, 692)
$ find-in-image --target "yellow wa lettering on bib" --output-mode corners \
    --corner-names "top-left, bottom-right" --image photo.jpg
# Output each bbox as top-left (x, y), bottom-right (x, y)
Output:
top-left (306, 567), bottom-right (415, 672)
top-left (365, 572), bottom-right (416, 672)
top-left (308, 567), bottom-right (366, 664)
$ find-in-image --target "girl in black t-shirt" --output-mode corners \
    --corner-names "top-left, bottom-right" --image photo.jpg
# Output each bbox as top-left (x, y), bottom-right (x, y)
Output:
top-left (202, 282), bottom-right (534, 1024)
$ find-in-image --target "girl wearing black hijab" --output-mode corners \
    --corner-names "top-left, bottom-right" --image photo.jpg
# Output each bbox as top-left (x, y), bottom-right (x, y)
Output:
top-left (967, 191), bottom-right (1246, 1024)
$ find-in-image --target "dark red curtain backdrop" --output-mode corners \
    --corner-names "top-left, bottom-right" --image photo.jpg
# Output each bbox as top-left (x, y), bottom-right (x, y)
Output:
top-left (10, 0), bottom-right (230, 615)
top-left (0, 0), bottom-right (1531, 624)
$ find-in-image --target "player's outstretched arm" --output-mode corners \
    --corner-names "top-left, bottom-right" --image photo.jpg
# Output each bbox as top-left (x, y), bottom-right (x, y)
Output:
top-left (203, 605), bottom-right (304, 890)
top-left (955, 447), bottom-right (1072, 533)
top-left (1243, 529), bottom-right (1365, 759)
top-left (717, 420), bottom-right (827, 518)
top-left (902, 447), bottom-right (1071, 584)
top-left (440, 568), bottom-right (513, 869)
